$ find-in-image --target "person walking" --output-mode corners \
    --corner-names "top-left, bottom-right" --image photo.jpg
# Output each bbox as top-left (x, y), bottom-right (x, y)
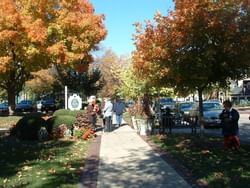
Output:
top-left (103, 97), bottom-right (113, 132)
top-left (219, 100), bottom-right (240, 150)
top-left (86, 96), bottom-right (99, 129)
top-left (100, 97), bottom-right (106, 128)
top-left (113, 97), bottom-right (126, 127)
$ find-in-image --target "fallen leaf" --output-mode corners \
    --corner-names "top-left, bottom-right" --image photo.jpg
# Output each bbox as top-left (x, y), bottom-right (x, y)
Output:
top-left (3, 178), bottom-right (8, 184)
top-left (48, 168), bottom-right (56, 174)
top-left (201, 150), bottom-right (210, 154)
top-left (23, 166), bottom-right (32, 171)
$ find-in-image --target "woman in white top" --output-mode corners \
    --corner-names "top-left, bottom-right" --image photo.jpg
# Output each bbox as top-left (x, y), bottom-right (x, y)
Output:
top-left (103, 97), bottom-right (113, 132)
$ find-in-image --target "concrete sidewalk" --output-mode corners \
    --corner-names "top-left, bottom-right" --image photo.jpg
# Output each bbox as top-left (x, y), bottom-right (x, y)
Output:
top-left (96, 125), bottom-right (191, 188)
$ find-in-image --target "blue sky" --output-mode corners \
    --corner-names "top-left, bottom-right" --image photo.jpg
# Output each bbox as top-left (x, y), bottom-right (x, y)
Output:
top-left (90, 0), bottom-right (174, 56)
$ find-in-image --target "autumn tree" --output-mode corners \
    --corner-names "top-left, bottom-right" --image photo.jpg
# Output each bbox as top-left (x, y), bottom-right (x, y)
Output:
top-left (26, 69), bottom-right (57, 98)
top-left (95, 49), bottom-right (127, 97)
top-left (133, 0), bottom-right (250, 126)
top-left (0, 0), bottom-right (106, 110)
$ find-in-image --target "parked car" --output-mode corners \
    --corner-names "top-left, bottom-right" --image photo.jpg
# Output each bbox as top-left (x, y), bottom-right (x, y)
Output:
top-left (0, 102), bottom-right (9, 114)
top-left (15, 100), bottom-right (34, 112)
top-left (41, 98), bottom-right (57, 112)
top-left (176, 101), bottom-right (195, 120)
top-left (160, 98), bottom-right (176, 111)
top-left (190, 101), bottom-right (223, 128)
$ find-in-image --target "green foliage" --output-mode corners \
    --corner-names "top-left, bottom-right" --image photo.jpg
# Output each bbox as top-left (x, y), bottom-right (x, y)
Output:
top-left (53, 109), bottom-right (85, 117)
top-left (46, 115), bottom-right (76, 134)
top-left (119, 64), bottom-right (174, 99)
top-left (54, 65), bottom-right (103, 97)
top-left (14, 114), bottom-right (46, 140)
top-left (119, 64), bottom-right (148, 100)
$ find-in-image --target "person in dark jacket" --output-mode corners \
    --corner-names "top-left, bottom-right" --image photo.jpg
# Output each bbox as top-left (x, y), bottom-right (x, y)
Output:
top-left (219, 100), bottom-right (240, 150)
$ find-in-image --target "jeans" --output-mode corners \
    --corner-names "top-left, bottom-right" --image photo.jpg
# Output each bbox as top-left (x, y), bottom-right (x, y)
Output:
top-left (116, 114), bottom-right (123, 126)
top-left (104, 116), bottom-right (112, 132)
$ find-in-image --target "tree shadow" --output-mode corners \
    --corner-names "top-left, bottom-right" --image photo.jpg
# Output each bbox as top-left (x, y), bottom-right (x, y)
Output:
top-left (0, 137), bottom-right (75, 179)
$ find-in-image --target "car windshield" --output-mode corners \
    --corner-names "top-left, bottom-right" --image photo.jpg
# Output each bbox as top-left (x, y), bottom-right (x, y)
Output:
top-left (203, 102), bottom-right (223, 111)
top-left (18, 100), bottom-right (32, 105)
top-left (160, 98), bottom-right (174, 104)
top-left (42, 99), bottom-right (55, 104)
top-left (0, 103), bottom-right (8, 107)
top-left (180, 103), bottom-right (193, 108)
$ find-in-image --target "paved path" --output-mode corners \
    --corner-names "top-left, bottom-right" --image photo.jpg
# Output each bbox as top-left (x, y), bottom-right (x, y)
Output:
top-left (96, 125), bottom-right (191, 188)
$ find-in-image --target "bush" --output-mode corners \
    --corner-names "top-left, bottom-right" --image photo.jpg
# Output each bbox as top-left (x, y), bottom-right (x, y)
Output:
top-left (53, 109), bottom-right (85, 117)
top-left (14, 114), bottom-right (46, 140)
top-left (46, 115), bottom-right (76, 134)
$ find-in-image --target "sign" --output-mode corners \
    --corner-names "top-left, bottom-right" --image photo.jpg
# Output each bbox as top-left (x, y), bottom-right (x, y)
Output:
top-left (68, 94), bottom-right (82, 111)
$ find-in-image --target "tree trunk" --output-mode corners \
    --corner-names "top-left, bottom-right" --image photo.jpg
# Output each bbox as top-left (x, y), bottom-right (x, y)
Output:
top-left (198, 88), bottom-right (204, 134)
top-left (7, 87), bottom-right (16, 115)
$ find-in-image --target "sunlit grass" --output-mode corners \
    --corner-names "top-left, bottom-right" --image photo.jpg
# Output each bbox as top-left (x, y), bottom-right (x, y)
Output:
top-left (0, 116), bottom-right (22, 128)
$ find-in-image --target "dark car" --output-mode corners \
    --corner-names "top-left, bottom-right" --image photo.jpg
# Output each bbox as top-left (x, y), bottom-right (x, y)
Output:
top-left (41, 99), bottom-right (56, 112)
top-left (190, 101), bottom-right (223, 128)
top-left (15, 100), bottom-right (34, 112)
top-left (0, 102), bottom-right (9, 114)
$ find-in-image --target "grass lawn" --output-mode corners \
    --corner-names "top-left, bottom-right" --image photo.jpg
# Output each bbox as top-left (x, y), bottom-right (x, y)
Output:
top-left (151, 134), bottom-right (250, 188)
top-left (0, 116), bottom-right (22, 129)
top-left (0, 138), bottom-right (91, 188)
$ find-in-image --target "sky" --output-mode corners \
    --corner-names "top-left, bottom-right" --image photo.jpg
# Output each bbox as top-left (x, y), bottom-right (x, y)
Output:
top-left (90, 0), bottom-right (174, 56)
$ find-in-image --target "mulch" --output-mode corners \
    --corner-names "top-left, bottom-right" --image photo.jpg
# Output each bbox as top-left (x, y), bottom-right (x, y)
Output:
top-left (80, 134), bottom-right (101, 188)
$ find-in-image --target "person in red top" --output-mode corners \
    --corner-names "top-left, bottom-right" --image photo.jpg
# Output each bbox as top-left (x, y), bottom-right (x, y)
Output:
top-left (219, 100), bottom-right (240, 150)
top-left (87, 96), bottom-right (99, 129)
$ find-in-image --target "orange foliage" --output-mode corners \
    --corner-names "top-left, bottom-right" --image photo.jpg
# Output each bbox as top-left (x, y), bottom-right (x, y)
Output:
top-left (75, 63), bottom-right (89, 73)
top-left (26, 19), bottom-right (47, 43)
top-left (0, 0), bottom-right (106, 73)
top-left (133, 0), bottom-right (250, 90)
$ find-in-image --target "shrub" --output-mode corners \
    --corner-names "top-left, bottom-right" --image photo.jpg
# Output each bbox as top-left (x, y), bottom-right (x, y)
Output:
top-left (46, 115), bottom-right (76, 134)
top-left (15, 114), bottom-right (46, 140)
top-left (54, 124), bottom-right (68, 139)
top-left (53, 109), bottom-right (85, 117)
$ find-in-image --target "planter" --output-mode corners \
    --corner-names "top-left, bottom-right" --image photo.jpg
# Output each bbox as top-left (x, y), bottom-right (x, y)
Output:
top-left (135, 119), bottom-right (148, 136)
top-left (131, 116), bottom-right (137, 130)
top-left (135, 118), bottom-right (154, 136)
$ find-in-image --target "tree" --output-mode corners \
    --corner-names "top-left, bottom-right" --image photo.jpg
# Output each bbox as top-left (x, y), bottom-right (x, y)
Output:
top-left (0, 0), bottom-right (106, 110)
top-left (95, 49), bottom-right (126, 97)
top-left (119, 63), bottom-right (147, 100)
top-left (26, 69), bottom-right (57, 98)
top-left (54, 63), bottom-right (103, 98)
top-left (133, 0), bottom-right (250, 128)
